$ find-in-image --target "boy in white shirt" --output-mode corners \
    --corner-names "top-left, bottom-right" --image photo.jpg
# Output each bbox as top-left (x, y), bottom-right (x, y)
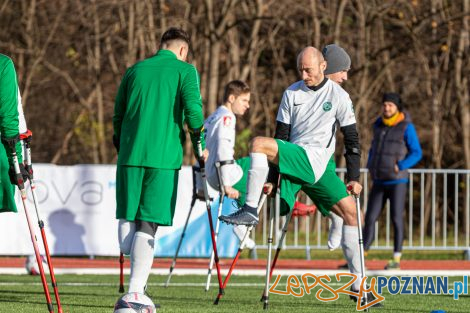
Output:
top-left (203, 80), bottom-right (254, 248)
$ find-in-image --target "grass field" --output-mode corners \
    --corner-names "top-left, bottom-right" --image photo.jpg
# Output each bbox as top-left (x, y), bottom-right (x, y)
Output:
top-left (0, 274), bottom-right (469, 312)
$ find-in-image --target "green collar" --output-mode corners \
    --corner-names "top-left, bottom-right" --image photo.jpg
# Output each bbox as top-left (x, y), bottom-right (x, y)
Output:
top-left (156, 49), bottom-right (177, 59)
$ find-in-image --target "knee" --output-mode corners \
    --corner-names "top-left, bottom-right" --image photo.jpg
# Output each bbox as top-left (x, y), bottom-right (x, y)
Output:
top-left (392, 217), bottom-right (404, 229)
top-left (118, 219), bottom-right (135, 255)
top-left (136, 220), bottom-right (158, 237)
top-left (336, 198), bottom-right (358, 226)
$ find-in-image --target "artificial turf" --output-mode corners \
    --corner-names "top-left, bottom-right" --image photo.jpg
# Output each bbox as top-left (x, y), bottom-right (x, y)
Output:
top-left (0, 274), bottom-right (468, 312)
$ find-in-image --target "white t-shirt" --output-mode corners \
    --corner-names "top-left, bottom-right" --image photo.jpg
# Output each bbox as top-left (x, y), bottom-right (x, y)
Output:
top-left (276, 79), bottom-right (356, 181)
top-left (204, 106), bottom-right (243, 189)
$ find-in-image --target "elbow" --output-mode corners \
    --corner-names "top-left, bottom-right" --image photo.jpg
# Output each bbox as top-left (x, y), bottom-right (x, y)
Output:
top-left (417, 149), bottom-right (423, 161)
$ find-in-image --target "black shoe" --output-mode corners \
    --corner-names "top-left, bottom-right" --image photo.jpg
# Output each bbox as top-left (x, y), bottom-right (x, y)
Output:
top-left (350, 289), bottom-right (384, 308)
top-left (219, 207), bottom-right (259, 226)
top-left (337, 262), bottom-right (349, 270)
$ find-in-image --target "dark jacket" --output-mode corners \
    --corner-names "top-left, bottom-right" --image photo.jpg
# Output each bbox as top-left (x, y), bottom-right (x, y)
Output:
top-left (367, 112), bottom-right (422, 184)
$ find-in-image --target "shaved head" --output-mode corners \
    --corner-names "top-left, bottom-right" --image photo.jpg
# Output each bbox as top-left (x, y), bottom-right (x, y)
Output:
top-left (297, 47), bottom-right (326, 87)
top-left (297, 47), bottom-right (324, 68)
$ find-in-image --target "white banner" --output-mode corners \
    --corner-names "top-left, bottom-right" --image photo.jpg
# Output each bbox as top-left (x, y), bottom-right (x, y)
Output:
top-left (0, 165), bottom-right (239, 257)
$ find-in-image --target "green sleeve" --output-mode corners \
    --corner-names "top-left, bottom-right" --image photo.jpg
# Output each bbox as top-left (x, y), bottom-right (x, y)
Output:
top-left (113, 69), bottom-right (129, 141)
top-left (0, 57), bottom-right (22, 164)
top-left (181, 65), bottom-right (204, 129)
top-left (181, 65), bottom-right (205, 153)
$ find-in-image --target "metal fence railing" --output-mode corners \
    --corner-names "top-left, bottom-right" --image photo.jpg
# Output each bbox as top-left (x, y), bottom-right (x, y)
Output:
top-left (252, 168), bottom-right (470, 259)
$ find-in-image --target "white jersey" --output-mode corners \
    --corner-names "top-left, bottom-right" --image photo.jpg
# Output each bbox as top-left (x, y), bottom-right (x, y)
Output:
top-left (204, 106), bottom-right (243, 189)
top-left (276, 78), bottom-right (356, 180)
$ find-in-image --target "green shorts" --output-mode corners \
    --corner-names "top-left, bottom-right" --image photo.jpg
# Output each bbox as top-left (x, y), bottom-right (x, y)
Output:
top-left (232, 157), bottom-right (250, 205)
top-left (0, 142), bottom-right (17, 213)
top-left (116, 165), bottom-right (179, 226)
top-left (276, 139), bottom-right (349, 216)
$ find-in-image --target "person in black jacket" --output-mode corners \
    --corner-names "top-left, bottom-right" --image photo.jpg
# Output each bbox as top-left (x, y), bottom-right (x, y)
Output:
top-left (364, 93), bottom-right (422, 269)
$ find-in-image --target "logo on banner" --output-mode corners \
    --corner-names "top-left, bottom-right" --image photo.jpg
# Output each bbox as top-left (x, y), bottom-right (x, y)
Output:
top-left (269, 273), bottom-right (468, 311)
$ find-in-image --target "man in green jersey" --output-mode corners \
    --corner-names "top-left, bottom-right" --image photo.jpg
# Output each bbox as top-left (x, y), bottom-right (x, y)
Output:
top-left (0, 53), bottom-right (26, 212)
top-left (113, 27), bottom-right (206, 296)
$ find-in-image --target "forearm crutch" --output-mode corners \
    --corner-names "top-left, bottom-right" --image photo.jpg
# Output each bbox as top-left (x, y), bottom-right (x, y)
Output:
top-left (214, 189), bottom-right (268, 305)
top-left (193, 131), bottom-right (224, 297)
top-left (260, 209), bottom-right (292, 302)
top-left (205, 160), bottom-right (233, 291)
top-left (263, 195), bottom-right (276, 310)
top-left (165, 166), bottom-right (201, 288)
top-left (21, 132), bottom-right (63, 313)
top-left (350, 186), bottom-right (368, 309)
top-left (6, 137), bottom-right (54, 313)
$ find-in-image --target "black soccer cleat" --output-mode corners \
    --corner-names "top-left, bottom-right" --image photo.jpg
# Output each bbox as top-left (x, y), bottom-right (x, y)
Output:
top-left (219, 207), bottom-right (259, 226)
top-left (350, 289), bottom-right (384, 308)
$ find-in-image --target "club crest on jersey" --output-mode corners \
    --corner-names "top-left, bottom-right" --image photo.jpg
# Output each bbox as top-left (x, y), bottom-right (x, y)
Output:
top-left (223, 116), bottom-right (232, 127)
top-left (323, 102), bottom-right (332, 111)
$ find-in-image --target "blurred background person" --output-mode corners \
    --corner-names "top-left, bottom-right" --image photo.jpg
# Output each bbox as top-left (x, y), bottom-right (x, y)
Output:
top-left (363, 92), bottom-right (422, 269)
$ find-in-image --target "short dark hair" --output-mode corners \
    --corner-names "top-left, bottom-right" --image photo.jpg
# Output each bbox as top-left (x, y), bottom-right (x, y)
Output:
top-left (160, 27), bottom-right (190, 46)
top-left (223, 80), bottom-right (250, 103)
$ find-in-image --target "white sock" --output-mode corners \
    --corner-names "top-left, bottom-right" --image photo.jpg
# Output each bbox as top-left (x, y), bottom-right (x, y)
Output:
top-left (118, 219), bottom-right (136, 255)
top-left (233, 225), bottom-right (256, 249)
top-left (327, 212), bottom-right (343, 251)
top-left (128, 231), bottom-right (155, 293)
top-left (341, 225), bottom-right (363, 291)
top-left (245, 153), bottom-right (269, 208)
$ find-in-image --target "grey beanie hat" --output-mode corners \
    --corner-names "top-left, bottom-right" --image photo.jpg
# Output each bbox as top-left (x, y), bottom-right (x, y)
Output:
top-left (322, 44), bottom-right (351, 75)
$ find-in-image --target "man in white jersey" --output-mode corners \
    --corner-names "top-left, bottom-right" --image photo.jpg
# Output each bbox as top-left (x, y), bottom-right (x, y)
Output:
top-left (219, 47), bottom-right (382, 306)
top-left (322, 44), bottom-right (359, 251)
top-left (203, 80), bottom-right (255, 248)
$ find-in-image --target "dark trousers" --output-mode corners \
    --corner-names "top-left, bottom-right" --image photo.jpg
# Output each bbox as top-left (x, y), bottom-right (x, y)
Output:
top-left (363, 183), bottom-right (408, 253)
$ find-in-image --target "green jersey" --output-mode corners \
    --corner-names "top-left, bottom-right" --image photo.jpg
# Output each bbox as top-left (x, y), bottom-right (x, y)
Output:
top-left (0, 54), bottom-right (23, 213)
top-left (113, 50), bottom-right (204, 169)
top-left (0, 54), bottom-right (22, 163)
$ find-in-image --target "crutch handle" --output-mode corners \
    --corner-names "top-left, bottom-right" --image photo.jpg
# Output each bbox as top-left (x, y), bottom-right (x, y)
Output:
top-left (20, 130), bottom-right (34, 179)
top-left (19, 129), bottom-right (33, 142)
top-left (347, 184), bottom-right (360, 198)
top-left (3, 136), bottom-right (25, 190)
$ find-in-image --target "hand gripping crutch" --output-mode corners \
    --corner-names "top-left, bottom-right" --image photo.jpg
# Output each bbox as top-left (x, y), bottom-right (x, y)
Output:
top-left (165, 166), bottom-right (204, 287)
top-left (21, 131), bottom-right (63, 312)
top-left (193, 130), bottom-right (224, 296)
top-left (214, 188), bottom-right (268, 305)
top-left (348, 186), bottom-right (368, 309)
top-left (5, 136), bottom-right (54, 313)
top-left (204, 160), bottom-right (233, 291)
top-left (260, 209), bottom-right (293, 302)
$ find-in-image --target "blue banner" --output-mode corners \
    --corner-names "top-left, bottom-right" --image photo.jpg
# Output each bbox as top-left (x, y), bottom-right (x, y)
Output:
top-left (155, 196), bottom-right (240, 258)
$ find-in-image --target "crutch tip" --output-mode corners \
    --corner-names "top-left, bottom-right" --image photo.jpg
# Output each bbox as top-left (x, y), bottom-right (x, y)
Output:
top-left (119, 286), bottom-right (125, 293)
